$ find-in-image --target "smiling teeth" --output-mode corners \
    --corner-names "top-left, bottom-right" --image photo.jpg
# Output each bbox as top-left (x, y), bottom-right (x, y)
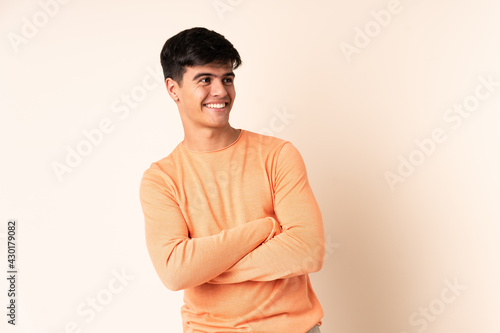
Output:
top-left (205, 103), bottom-right (226, 109)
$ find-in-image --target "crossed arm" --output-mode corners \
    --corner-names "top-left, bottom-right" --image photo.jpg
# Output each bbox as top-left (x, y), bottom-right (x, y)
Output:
top-left (139, 143), bottom-right (324, 291)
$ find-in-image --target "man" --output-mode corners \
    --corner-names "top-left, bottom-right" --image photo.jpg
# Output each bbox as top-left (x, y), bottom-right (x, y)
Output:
top-left (139, 27), bottom-right (324, 333)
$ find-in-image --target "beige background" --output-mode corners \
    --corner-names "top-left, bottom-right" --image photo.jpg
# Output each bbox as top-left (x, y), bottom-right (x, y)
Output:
top-left (1, 0), bottom-right (499, 332)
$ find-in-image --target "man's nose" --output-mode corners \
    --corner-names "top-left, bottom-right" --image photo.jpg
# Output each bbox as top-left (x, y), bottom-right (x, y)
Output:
top-left (210, 79), bottom-right (228, 97)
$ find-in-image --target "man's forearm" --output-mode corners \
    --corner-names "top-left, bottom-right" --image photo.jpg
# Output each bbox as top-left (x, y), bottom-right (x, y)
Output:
top-left (208, 215), bottom-right (324, 284)
top-left (146, 217), bottom-right (276, 291)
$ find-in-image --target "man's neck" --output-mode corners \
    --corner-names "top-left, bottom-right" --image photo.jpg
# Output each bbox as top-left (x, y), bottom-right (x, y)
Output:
top-left (182, 126), bottom-right (241, 152)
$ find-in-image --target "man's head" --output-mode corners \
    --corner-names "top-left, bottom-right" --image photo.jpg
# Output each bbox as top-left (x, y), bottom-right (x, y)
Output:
top-left (160, 27), bottom-right (242, 86)
top-left (160, 27), bottom-right (242, 131)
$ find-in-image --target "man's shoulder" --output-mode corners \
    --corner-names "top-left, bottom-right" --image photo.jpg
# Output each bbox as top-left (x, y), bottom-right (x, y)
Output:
top-left (242, 130), bottom-right (307, 168)
top-left (142, 143), bottom-right (182, 180)
top-left (242, 130), bottom-right (290, 151)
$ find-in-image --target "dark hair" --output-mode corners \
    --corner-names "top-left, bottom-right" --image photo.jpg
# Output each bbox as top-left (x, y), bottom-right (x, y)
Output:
top-left (160, 27), bottom-right (242, 84)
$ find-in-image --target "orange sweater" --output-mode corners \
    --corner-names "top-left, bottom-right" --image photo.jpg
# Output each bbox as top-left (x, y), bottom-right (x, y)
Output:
top-left (140, 130), bottom-right (324, 333)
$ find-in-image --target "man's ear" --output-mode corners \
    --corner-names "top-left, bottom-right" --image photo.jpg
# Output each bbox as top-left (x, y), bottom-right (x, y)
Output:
top-left (165, 78), bottom-right (180, 102)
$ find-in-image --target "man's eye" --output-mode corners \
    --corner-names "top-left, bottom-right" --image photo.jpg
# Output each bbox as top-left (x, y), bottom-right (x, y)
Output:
top-left (200, 77), bottom-right (211, 83)
top-left (223, 78), bottom-right (233, 84)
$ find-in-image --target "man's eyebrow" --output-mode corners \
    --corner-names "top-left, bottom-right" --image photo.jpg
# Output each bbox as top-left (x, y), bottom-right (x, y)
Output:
top-left (192, 72), bottom-right (235, 81)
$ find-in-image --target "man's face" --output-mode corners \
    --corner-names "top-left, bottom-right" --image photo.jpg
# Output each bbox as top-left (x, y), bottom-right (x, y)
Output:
top-left (171, 62), bottom-right (236, 130)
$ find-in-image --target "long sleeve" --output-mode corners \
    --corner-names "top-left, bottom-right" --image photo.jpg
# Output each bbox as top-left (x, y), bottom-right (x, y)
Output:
top-left (140, 169), bottom-right (276, 291)
top-left (208, 142), bottom-right (325, 284)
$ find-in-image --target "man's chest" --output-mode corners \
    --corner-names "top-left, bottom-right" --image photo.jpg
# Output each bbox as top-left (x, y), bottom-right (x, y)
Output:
top-left (173, 153), bottom-right (276, 237)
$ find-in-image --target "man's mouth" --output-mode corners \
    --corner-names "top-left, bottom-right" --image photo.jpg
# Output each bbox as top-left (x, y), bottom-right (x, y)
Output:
top-left (204, 103), bottom-right (228, 109)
